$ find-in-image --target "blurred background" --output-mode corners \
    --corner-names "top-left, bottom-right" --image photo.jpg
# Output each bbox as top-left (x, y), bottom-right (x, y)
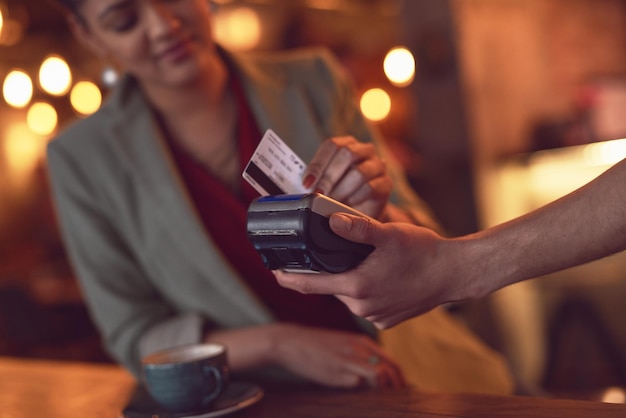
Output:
top-left (1, 0), bottom-right (625, 402)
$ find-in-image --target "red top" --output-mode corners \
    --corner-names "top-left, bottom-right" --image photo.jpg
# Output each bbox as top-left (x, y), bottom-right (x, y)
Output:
top-left (165, 75), bottom-right (361, 333)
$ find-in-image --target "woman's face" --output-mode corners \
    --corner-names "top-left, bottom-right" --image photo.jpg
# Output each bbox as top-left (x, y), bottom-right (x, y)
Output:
top-left (76, 0), bottom-right (217, 87)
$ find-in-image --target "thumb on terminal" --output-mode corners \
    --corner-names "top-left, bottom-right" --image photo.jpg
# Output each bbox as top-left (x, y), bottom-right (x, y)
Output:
top-left (329, 213), bottom-right (381, 245)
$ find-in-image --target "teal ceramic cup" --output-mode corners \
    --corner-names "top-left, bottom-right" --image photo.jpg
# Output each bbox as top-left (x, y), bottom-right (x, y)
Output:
top-left (142, 343), bottom-right (229, 414)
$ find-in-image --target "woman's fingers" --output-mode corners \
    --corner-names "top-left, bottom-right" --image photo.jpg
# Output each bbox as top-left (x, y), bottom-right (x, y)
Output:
top-left (303, 138), bottom-right (348, 190)
top-left (272, 325), bottom-right (405, 390)
top-left (304, 137), bottom-right (378, 195)
top-left (342, 348), bottom-right (406, 389)
top-left (304, 136), bottom-right (392, 219)
top-left (329, 157), bottom-right (387, 203)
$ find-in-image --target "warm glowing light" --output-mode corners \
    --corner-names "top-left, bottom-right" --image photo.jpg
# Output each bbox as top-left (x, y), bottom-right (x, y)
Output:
top-left (70, 81), bottom-right (102, 116)
top-left (304, 0), bottom-right (342, 10)
top-left (3, 70), bottom-right (33, 108)
top-left (27, 102), bottom-right (58, 136)
top-left (583, 137), bottom-right (626, 166)
top-left (384, 47), bottom-right (415, 87)
top-left (213, 7), bottom-right (261, 51)
top-left (4, 122), bottom-right (45, 182)
top-left (0, 8), bottom-right (4, 36)
top-left (39, 55), bottom-right (72, 96)
top-left (602, 387), bottom-right (626, 404)
top-left (360, 88), bottom-right (391, 122)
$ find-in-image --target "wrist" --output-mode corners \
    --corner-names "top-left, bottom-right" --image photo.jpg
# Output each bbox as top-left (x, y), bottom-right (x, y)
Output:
top-left (453, 230), bottom-right (518, 300)
top-left (263, 323), bottom-right (295, 366)
top-left (204, 324), bottom-right (285, 372)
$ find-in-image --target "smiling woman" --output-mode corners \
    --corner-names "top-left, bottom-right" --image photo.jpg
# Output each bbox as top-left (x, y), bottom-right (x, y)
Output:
top-left (43, 0), bottom-right (513, 395)
top-left (60, 0), bottom-right (222, 92)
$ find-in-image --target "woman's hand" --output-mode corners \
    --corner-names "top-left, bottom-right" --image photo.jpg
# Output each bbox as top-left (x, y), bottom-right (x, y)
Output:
top-left (266, 323), bottom-right (405, 389)
top-left (303, 136), bottom-right (392, 219)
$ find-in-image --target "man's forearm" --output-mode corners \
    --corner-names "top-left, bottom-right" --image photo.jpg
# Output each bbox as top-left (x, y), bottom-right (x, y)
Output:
top-left (464, 159), bottom-right (626, 298)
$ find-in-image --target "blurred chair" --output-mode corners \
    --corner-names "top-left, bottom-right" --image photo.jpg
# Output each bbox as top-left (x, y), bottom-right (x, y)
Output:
top-left (0, 285), bottom-right (46, 355)
top-left (0, 283), bottom-right (111, 363)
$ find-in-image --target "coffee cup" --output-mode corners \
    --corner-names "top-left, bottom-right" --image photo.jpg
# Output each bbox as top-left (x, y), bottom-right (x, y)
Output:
top-left (142, 343), bottom-right (229, 414)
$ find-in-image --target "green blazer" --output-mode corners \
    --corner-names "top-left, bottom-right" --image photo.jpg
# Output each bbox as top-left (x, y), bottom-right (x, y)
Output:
top-left (47, 47), bottom-right (436, 377)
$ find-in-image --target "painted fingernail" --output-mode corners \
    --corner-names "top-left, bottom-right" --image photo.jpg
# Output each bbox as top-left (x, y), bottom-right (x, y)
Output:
top-left (303, 174), bottom-right (315, 189)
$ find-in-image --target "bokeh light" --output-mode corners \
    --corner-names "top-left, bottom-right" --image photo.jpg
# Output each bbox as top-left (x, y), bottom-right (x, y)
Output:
top-left (70, 81), bottom-right (102, 116)
top-left (360, 88), bottom-right (391, 122)
top-left (26, 101), bottom-right (58, 136)
top-left (602, 387), bottom-right (626, 404)
top-left (4, 122), bottom-right (45, 183)
top-left (595, 138), bottom-right (626, 165)
top-left (3, 69), bottom-right (33, 108)
top-left (0, 8), bottom-right (4, 36)
top-left (39, 55), bottom-right (72, 96)
top-left (383, 47), bottom-right (416, 87)
top-left (213, 6), bottom-right (261, 51)
top-left (582, 137), bottom-right (626, 166)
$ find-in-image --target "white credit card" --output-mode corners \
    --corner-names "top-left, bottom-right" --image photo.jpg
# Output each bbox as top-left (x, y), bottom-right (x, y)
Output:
top-left (242, 129), bottom-right (311, 196)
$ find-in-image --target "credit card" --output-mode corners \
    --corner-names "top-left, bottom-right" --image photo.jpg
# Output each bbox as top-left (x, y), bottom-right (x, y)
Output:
top-left (242, 129), bottom-right (311, 196)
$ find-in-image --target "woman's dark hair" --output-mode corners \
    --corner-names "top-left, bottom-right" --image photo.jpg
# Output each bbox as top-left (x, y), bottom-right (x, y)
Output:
top-left (49, 0), bottom-right (86, 26)
top-left (50, 0), bottom-right (83, 16)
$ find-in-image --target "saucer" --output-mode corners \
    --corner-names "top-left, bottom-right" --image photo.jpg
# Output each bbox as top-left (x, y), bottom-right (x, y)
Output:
top-left (121, 381), bottom-right (264, 418)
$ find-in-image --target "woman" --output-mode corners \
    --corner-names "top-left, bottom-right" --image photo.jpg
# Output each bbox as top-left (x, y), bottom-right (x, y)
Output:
top-left (48, 0), bottom-right (509, 392)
